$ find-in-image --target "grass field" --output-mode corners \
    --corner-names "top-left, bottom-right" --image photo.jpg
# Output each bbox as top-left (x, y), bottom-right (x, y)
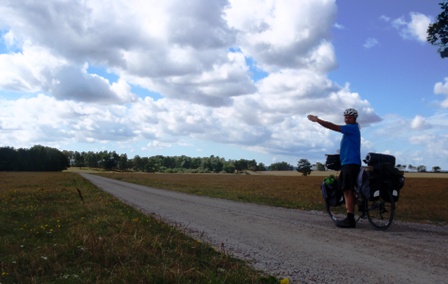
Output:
top-left (96, 170), bottom-right (448, 225)
top-left (2, 170), bottom-right (447, 283)
top-left (0, 172), bottom-right (279, 283)
top-left (252, 170), bottom-right (448, 178)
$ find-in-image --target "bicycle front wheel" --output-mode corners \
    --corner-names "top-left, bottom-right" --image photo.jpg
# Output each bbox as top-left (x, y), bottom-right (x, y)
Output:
top-left (365, 190), bottom-right (395, 230)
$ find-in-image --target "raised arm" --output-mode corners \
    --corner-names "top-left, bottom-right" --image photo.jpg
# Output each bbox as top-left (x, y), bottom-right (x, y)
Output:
top-left (307, 114), bottom-right (341, 132)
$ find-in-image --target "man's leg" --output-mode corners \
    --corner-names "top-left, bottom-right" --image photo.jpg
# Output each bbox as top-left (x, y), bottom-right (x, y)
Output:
top-left (336, 165), bottom-right (358, 228)
top-left (336, 189), bottom-right (356, 228)
top-left (344, 189), bottom-right (355, 214)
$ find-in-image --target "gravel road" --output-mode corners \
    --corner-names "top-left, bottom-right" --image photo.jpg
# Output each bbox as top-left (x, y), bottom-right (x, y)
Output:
top-left (81, 173), bottom-right (448, 284)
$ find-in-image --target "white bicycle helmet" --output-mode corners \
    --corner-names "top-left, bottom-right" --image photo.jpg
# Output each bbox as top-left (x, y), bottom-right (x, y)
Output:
top-left (343, 108), bottom-right (358, 118)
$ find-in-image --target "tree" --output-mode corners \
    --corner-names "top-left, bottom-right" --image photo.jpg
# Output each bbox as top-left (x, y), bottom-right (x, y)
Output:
top-left (84, 151), bottom-right (98, 168)
top-left (97, 151), bottom-right (118, 170)
top-left (257, 162), bottom-right (266, 171)
top-left (315, 162), bottom-right (326, 171)
top-left (118, 154), bottom-right (128, 170)
top-left (297, 159), bottom-right (312, 176)
top-left (268, 161), bottom-right (293, 171)
top-left (234, 159), bottom-right (248, 172)
top-left (432, 166), bottom-right (441, 172)
top-left (144, 159), bottom-right (157, 173)
top-left (42, 146), bottom-right (70, 171)
top-left (0, 145), bottom-right (68, 171)
top-left (133, 155), bottom-right (143, 171)
top-left (247, 159), bottom-right (258, 171)
top-left (417, 165), bottom-right (427, 172)
top-left (427, 1), bottom-right (448, 58)
top-left (0, 147), bottom-right (16, 171)
top-left (396, 164), bottom-right (407, 171)
top-left (72, 151), bottom-right (84, 167)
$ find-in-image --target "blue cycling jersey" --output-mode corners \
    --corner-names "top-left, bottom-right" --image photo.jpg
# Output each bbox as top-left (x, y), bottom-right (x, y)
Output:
top-left (340, 123), bottom-right (361, 166)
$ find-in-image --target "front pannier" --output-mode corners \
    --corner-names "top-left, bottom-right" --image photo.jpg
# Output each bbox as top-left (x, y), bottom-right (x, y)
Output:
top-left (325, 154), bottom-right (341, 171)
top-left (321, 175), bottom-right (344, 206)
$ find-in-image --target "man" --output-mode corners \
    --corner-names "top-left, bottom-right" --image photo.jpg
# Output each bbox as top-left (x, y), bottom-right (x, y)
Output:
top-left (307, 108), bottom-right (361, 228)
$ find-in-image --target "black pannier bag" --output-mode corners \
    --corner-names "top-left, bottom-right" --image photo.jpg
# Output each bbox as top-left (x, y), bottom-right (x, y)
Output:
top-left (321, 175), bottom-right (344, 206)
top-left (357, 168), bottom-right (390, 201)
top-left (359, 153), bottom-right (405, 202)
top-left (325, 154), bottom-right (341, 171)
top-left (357, 167), bottom-right (378, 200)
top-left (364, 152), bottom-right (396, 171)
top-left (380, 168), bottom-right (405, 202)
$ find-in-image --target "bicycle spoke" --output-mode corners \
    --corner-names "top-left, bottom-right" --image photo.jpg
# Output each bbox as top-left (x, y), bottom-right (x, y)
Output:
top-left (365, 190), bottom-right (395, 230)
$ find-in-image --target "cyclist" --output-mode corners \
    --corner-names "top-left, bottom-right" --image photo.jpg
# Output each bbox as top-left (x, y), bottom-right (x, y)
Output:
top-left (307, 108), bottom-right (361, 228)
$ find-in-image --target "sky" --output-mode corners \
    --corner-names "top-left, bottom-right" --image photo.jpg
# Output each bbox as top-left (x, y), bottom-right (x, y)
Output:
top-left (0, 0), bottom-right (447, 170)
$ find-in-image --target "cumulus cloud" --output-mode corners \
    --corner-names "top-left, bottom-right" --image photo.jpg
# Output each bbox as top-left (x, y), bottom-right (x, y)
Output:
top-left (411, 115), bottom-right (431, 130)
top-left (0, 0), bottom-right (384, 164)
top-left (391, 12), bottom-right (431, 42)
top-left (225, 0), bottom-right (337, 72)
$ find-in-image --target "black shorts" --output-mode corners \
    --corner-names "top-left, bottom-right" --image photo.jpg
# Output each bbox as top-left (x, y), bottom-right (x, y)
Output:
top-left (339, 164), bottom-right (360, 191)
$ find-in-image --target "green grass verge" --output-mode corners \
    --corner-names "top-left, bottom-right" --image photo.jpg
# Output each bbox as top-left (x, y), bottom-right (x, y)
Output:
top-left (0, 172), bottom-right (279, 283)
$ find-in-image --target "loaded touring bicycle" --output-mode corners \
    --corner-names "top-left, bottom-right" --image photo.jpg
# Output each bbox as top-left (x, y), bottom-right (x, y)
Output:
top-left (321, 153), bottom-right (405, 230)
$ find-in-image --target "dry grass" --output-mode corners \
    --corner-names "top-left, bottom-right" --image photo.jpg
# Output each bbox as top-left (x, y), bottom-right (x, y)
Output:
top-left (98, 172), bottom-right (448, 225)
top-left (398, 177), bottom-right (448, 224)
top-left (105, 173), bottom-right (324, 210)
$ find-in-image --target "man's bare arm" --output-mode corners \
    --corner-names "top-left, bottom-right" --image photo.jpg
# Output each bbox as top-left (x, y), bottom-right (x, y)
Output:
top-left (307, 115), bottom-right (341, 132)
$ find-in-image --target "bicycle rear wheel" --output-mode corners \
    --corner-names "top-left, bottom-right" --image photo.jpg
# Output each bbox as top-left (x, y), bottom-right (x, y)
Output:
top-left (365, 190), bottom-right (395, 230)
top-left (327, 202), bottom-right (365, 225)
top-left (326, 202), bottom-right (347, 224)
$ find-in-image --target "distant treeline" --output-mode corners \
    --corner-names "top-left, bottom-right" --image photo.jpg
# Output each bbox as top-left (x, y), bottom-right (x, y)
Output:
top-left (0, 145), bottom-right (296, 173)
top-left (4, 145), bottom-right (441, 173)
top-left (0, 145), bottom-right (70, 171)
top-left (63, 150), bottom-right (295, 173)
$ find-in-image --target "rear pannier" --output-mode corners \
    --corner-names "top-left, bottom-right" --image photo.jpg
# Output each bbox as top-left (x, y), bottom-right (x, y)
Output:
top-left (364, 153), bottom-right (396, 171)
top-left (358, 153), bottom-right (405, 202)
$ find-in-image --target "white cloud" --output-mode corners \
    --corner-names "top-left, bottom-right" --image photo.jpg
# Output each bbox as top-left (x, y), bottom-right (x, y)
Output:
top-left (379, 15), bottom-right (390, 22)
top-left (363, 113), bottom-right (447, 169)
top-left (334, 23), bottom-right (344, 30)
top-left (434, 78), bottom-right (448, 108)
top-left (392, 12), bottom-right (431, 42)
top-left (225, 0), bottom-right (337, 72)
top-left (1, 0), bottom-right (445, 169)
top-left (411, 115), bottom-right (431, 130)
top-left (363, 38), bottom-right (379, 49)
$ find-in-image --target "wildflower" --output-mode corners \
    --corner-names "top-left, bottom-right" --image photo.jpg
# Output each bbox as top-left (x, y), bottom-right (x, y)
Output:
top-left (2, 271), bottom-right (9, 277)
top-left (280, 278), bottom-right (290, 284)
top-left (41, 256), bottom-right (48, 260)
